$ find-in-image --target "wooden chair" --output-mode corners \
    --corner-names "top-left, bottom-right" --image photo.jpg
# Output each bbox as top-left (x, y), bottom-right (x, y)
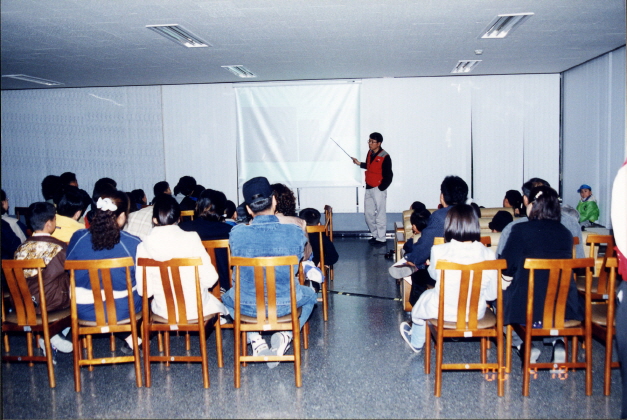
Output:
top-left (1, 259), bottom-right (71, 388)
top-left (424, 259), bottom-right (508, 397)
top-left (506, 257), bottom-right (595, 397)
top-left (576, 234), bottom-right (615, 294)
top-left (306, 225), bottom-right (330, 321)
top-left (323, 205), bottom-right (334, 281)
top-left (65, 257), bottom-right (142, 392)
top-left (201, 239), bottom-right (232, 367)
top-left (179, 210), bottom-right (195, 223)
top-left (591, 257), bottom-right (620, 395)
top-left (137, 257), bottom-right (222, 388)
top-left (231, 255), bottom-right (306, 388)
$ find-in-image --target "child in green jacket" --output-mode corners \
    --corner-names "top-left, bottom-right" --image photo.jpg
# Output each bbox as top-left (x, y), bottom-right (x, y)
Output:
top-left (576, 184), bottom-right (600, 227)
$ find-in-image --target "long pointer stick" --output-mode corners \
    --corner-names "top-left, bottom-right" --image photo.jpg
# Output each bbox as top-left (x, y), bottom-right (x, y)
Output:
top-left (330, 137), bottom-right (352, 159)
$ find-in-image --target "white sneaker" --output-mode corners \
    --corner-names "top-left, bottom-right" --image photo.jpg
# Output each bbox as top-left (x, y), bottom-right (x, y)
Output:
top-left (303, 261), bottom-right (323, 283)
top-left (550, 340), bottom-right (566, 374)
top-left (268, 331), bottom-right (292, 369)
top-left (50, 334), bottom-right (73, 353)
top-left (515, 344), bottom-right (541, 364)
top-left (251, 338), bottom-right (275, 358)
top-left (399, 322), bottom-right (422, 353)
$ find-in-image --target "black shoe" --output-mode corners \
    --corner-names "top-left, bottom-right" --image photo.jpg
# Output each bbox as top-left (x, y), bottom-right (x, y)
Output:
top-left (372, 240), bottom-right (387, 246)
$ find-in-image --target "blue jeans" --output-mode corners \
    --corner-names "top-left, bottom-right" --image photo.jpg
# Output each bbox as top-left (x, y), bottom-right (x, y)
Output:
top-left (222, 284), bottom-right (317, 330)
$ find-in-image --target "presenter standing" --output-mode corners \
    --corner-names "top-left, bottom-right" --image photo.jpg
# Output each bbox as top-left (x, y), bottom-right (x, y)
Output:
top-left (352, 132), bottom-right (393, 245)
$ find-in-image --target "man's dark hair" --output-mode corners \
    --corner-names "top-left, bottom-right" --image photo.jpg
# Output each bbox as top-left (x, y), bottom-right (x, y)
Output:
top-left (153, 181), bottom-right (169, 198)
top-left (152, 194), bottom-right (181, 227)
top-left (299, 208), bottom-right (321, 226)
top-left (370, 132), bottom-right (383, 143)
top-left (521, 178), bottom-right (549, 199)
top-left (41, 175), bottom-right (64, 203)
top-left (440, 176), bottom-right (468, 206)
top-left (28, 202), bottom-right (56, 231)
top-left (410, 209), bottom-right (430, 233)
top-left (131, 189), bottom-right (146, 206)
top-left (173, 176), bottom-right (196, 196)
top-left (60, 172), bottom-right (77, 185)
top-left (58, 188), bottom-right (87, 218)
top-left (248, 197), bottom-right (273, 214)
top-left (410, 201), bottom-right (426, 213)
top-left (444, 204), bottom-right (481, 243)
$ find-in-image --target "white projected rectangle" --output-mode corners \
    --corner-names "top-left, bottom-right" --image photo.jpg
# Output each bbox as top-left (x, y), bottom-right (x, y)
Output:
top-left (235, 83), bottom-right (362, 188)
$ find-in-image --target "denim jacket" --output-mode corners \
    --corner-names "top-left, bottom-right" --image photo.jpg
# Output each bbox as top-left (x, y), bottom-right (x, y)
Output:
top-left (229, 214), bottom-right (306, 308)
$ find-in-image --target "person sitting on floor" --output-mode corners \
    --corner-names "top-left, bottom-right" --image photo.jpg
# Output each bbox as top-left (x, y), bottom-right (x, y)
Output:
top-left (400, 204), bottom-right (497, 352)
top-left (14, 202), bottom-right (73, 354)
top-left (222, 177), bottom-right (317, 368)
top-left (136, 194), bottom-right (225, 323)
top-left (400, 204), bottom-right (498, 353)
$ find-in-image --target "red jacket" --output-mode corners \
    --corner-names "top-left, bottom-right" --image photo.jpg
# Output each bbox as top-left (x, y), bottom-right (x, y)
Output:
top-left (365, 149), bottom-right (389, 188)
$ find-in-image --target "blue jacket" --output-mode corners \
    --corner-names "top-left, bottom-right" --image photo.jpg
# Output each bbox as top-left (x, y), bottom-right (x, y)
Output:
top-left (405, 206), bottom-right (451, 268)
top-left (66, 229), bottom-right (142, 322)
top-left (229, 215), bottom-right (306, 309)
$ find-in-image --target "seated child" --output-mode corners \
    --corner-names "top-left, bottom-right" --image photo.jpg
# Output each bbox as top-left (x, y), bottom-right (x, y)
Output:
top-left (576, 184), bottom-right (600, 227)
top-left (399, 204), bottom-right (497, 352)
top-left (402, 209), bottom-right (431, 255)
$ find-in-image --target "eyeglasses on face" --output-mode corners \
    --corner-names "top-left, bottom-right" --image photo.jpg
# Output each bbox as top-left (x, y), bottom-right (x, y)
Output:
top-left (367, 140), bottom-right (380, 144)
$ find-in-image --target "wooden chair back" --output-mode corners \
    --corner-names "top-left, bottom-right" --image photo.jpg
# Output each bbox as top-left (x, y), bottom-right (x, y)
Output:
top-left (585, 234), bottom-right (615, 292)
top-left (201, 239), bottom-right (232, 297)
top-left (572, 236), bottom-right (580, 259)
top-left (323, 205), bottom-right (333, 241)
top-left (513, 257), bottom-right (595, 396)
top-left (65, 257), bottom-right (142, 391)
top-left (425, 259), bottom-right (507, 397)
top-left (306, 225), bottom-right (329, 321)
top-left (231, 255), bottom-right (303, 388)
top-left (1, 259), bottom-right (71, 388)
top-left (179, 210), bottom-right (195, 223)
top-left (137, 257), bottom-right (218, 388)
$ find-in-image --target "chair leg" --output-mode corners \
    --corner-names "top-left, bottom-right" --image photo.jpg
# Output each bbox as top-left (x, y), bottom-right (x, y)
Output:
top-left (164, 332), bottom-right (171, 366)
top-left (585, 329), bottom-right (593, 396)
top-left (143, 323), bottom-right (152, 388)
top-left (435, 334), bottom-right (443, 397)
top-left (157, 331), bottom-right (163, 353)
top-left (234, 328), bottom-right (241, 388)
top-left (3, 332), bottom-right (10, 352)
top-left (571, 337), bottom-right (579, 363)
top-left (26, 332), bottom-right (34, 367)
top-left (480, 338), bottom-right (487, 366)
top-left (303, 321), bottom-right (309, 350)
top-left (241, 332), bottom-right (248, 367)
top-left (293, 327), bottom-right (302, 388)
top-left (199, 321), bottom-right (209, 389)
top-left (604, 330), bottom-right (613, 396)
top-left (43, 329), bottom-right (56, 388)
top-left (214, 319), bottom-right (224, 368)
top-left (321, 280), bottom-right (329, 322)
top-left (87, 335), bottom-right (94, 372)
top-left (425, 325), bottom-right (432, 374)
top-left (72, 323), bottom-right (81, 392)
top-left (505, 326), bottom-right (512, 374)
top-left (109, 333), bottom-right (116, 352)
top-left (497, 330), bottom-right (504, 397)
top-left (522, 330), bottom-right (531, 397)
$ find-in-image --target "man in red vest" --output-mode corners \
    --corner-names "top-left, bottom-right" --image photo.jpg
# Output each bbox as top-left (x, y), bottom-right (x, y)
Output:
top-left (352, 132), bottom-right (393, 245)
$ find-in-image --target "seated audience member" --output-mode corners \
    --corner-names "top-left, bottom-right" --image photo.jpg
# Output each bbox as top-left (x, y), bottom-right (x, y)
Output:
top-left (500, 185), bottom-right (580, 364)
top-left (126, 191), bottom-right (139, 214)
top-left (14, 202), bottom-right (73, 353)
top-left (224, 200), bottom-right (237, 226)
top-left (397, 176), bottom-right (469, 306)
top-left (222, 177), bottom-right (317, 368)
top-left (180, 189), bottom-right (233, 292)
top-left (488, 210), bottom-right (513, 233)
top-left (41, 175), bottom-right (65, 205)
top-left (410, 201), bottom-right (427, 213)
top-left (131, 189), bottom-right (147, 210)
top-left (136, 195), bottom-right (225, 323)
top-left (59, 173), bottom-right (92, 220)
top-left (84, 178), bottom-right (117, 227)
top-left (402, 208), bottom-right (431, 255)
top-left (124, 194), bottom-right (159, 241)
top-left (495, 178), bottom-right (584, 259)
top-left (400, 204), bottom-right (497, 352)
top-left (576, 183), bottom-right (600, 227)
top-left (60, 172), bottom-right (79, 188)
top-left (271, 182), bottom-right (312, 260)
top-left (152, 181), bottom-right (171, 204)
top-left (504, 189), bottom-right (524, 217)
top-left (173, 176), bottom-right (197, 211)
top-left (1, 189), bottom-right (27, 243)
top-left (2, 220), bottom-right (21, 260)
top-left (299, 207), bottom-right (339, 267)
top-left (67, 190), bottom-right (142, 353)
top-left (470, 202), bottom-right (482, 219)
top-left (52, 188), bottom-right (87, 243)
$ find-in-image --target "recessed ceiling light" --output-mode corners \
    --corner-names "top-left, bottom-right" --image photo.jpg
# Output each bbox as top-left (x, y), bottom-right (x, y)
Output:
top-left (146, 24), bottom-right (210, 48)
top-left (480, 13), bottom-right (533, 39)
top-left (474, 49), bottom-right (483, 55)
top-left (222, 65), bottom-right (257, 78)
top-left (451, 60), bottom-right (482, 74)
top-left (1, 74), bottom-right (63, 86)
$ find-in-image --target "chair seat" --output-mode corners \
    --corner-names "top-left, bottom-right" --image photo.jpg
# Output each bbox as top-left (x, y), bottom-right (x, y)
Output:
top-left (4, 307), bottom-right (71, 325)
top-left (576, 275), bottom-right (601, 294)
top-left (78, 311), bottom-right (143, 326)
top-left (240, 307), bottom-right (302, 324)
top-left (151, 311), bottom-right (217, 325)
top-left (591, 303), bottom-right (615, 327)
top-left (427, 310), bottom-right (496, 330)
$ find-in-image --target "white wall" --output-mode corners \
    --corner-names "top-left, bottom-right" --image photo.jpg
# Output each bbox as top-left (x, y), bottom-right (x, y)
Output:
top-left (562, 46), bottom-right (626, 228)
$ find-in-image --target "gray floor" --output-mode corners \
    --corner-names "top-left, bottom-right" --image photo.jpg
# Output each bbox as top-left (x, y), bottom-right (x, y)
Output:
top-left (2, 237), bottom-right (623, 419)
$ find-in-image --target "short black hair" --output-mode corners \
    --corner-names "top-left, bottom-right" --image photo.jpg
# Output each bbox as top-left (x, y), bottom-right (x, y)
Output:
top-left (410, 201), bottom-right (426, 212)
top-left (60, 172), bottom-right (77, 185)
top-left (152, 194), bottom-right (181, 226)
top-left (224, 200), bottom-right (237, 218)
top-left (521, 178), bottom-right (549, 199)
top-left (58, 188), bottom-right (87, 218)
top-left (248, 196), bottom-right (273, 214)
top-left (153, 181), bottom-right (169, 198)
top-left (28, 202), bottom-right (56, 231)
top-left (369, 132), bottom-right (383, 143)
top-left (41, 175), bottom-right (64, 203)
top-left (440, 176), bottom-right (468, 206)
top-left (0, 189), bottom-right (7, 215)
top-left (410, 209), bottom-right (430, 233)
top-left (443, 204), bottom-right (480, 243)
top-left (299, 208), bottom-right (321, 226)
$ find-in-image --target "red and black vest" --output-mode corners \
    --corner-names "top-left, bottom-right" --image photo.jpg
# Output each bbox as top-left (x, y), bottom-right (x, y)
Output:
top-left (365, 149), bottom-right (388, 187)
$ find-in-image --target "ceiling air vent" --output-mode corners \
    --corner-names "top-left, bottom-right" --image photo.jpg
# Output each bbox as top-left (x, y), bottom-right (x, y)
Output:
top-left (146, 24), bottom-right (210, 48)
top-left (451, 60), bottom-right (481, 74)
top-left (480, 13), bottom-right (533, 39)
top-left (1, 74), bottom-right (63, 86)
top-left (222, 65), bottom-right (257, 78)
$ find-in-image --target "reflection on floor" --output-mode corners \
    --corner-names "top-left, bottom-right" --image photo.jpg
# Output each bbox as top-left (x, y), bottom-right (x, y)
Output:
top-left (2, 237), bottom-right (622, 418)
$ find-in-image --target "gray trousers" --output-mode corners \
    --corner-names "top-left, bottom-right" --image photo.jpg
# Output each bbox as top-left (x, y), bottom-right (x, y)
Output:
top-left (364, 187), bottom-right (387, 242)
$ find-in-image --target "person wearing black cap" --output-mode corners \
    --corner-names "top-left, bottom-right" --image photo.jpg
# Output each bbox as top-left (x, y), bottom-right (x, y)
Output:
top-left (488, 210), bottom-right (513, 233)
top-left (351, 132), bottom-right (393, 245)
top-left (221, 176), bottom-right (317, 368)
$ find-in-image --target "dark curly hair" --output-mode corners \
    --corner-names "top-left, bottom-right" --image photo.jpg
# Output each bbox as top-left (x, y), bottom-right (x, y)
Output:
top-left (271, 183), bottom-right (297, 216)
top-left (89, 190), bottom-right (129, 251)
